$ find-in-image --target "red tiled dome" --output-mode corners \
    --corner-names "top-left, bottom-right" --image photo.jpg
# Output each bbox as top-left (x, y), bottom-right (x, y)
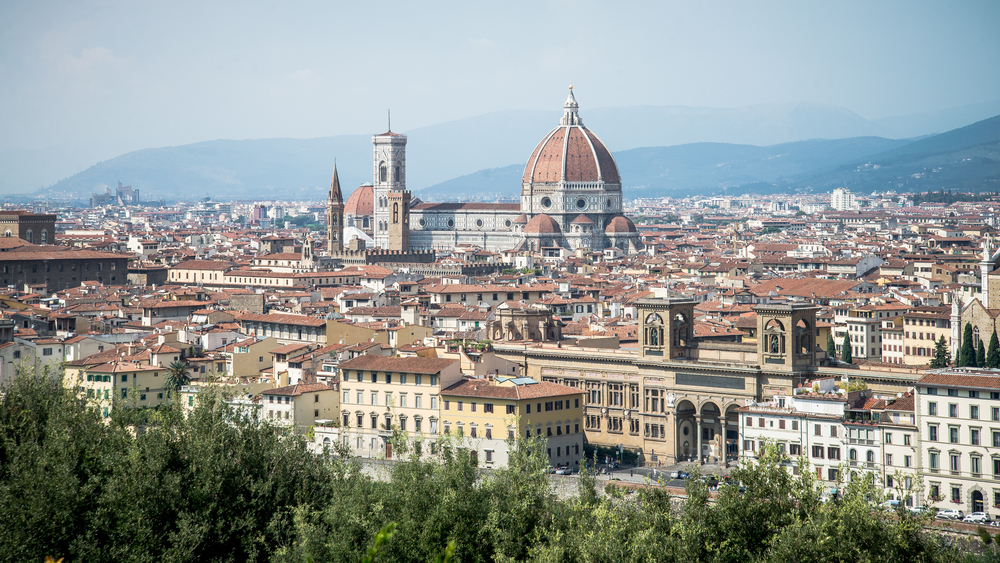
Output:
top-left (522, 90), bottom-right (620, 185)
top-left (513, 214), bottom-right (528, 224)
top-left (605, 215), bottom-right (637, 234)
top-left (571, 214), bottom-right (594, 224)
top-left (524, 214), bottom-right (562, 235)
top-left (345, 183), bottom-right (374, 216)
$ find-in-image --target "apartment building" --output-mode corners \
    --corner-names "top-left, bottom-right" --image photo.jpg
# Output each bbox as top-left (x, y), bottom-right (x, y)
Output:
top-left (337, 355), bottom-right (463, 459)
top-left (902, 306), bottom-right (951, 366)
top-left (65, 359), bottom-right (173, 417)
top-left (440, 376), bottom-right (585, 469)
top-left (916, 369), bottom-right (1000, 514)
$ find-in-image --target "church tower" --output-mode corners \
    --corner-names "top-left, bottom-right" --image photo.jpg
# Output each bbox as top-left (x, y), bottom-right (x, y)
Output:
top-left (386, 189), bottom-right (411, 251)
top-left (326, 164), bottom-right (344, 253)
top-left (372, 125), bottom-right (407, 249)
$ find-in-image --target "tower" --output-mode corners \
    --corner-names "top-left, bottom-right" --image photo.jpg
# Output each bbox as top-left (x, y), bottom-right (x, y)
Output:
top-left (372, 126), bottom-right (407, 249)
top-left (327, 164), bottom-right (344, 253)
top-left (386, 189), bottom-right (411, 251)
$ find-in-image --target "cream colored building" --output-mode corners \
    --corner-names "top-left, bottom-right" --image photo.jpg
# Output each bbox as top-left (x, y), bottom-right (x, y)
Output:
top-left (916, 369), bottom-right (1000, 514)
top-left (440, 376), bottom-right (585, 469)
top-left (337, 355), bottom-right (463, 459)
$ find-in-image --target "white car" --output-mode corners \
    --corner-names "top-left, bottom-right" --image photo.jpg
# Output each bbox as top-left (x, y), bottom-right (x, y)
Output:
top-left (937, 509), bottom-right (965, 520)
top-left (963, 512), bottom-right (991, 523)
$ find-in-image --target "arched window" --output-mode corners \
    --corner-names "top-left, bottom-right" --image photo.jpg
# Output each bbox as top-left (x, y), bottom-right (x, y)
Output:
top-left (974, 326), bottom-right (981, 348)
top-left (3, 229), bottom-right (10, 237)
top-left (379, 162), bottom-right (387, 182)
top-left (25, 230), bottom-right (32, 243)
top-left (40, 229), bottom-right (48, 244)
top-left (392, 202), bottom-right (399, 224)
top-left (866, 450), bottom-right (875, 463)
top-left (849, 449), bottom-right (857, 461)
top-left (394, 165), bottom-right (400, 182)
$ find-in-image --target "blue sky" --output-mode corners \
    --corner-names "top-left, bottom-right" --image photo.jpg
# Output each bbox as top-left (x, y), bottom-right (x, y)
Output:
top-left (1, 0), bottom-right (998, 156)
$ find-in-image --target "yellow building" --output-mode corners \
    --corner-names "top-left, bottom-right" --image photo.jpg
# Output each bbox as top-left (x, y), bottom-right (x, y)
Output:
top-left (64, 360), bottom-right (173, 417)
top-left (338, 355), bottom-right (463, 459)
top-left (261, 383), bottom-right (339, 431)
top-left (901, 306), bottom-right (951, 365)
top-left (440, 376), bottom-right (585, 469)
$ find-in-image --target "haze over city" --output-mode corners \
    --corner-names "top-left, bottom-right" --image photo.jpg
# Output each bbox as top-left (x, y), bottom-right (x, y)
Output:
top-left (1, 0), bottom-right (999, 194)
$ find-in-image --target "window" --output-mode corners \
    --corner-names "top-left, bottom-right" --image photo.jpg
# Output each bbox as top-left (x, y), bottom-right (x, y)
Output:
top-left (950, 453), bottom-right (960, 472)
top-left (506, 404), bottom-right (515, 415)
top-left (399, 394), bottom-right (407, 408)
top-left (972, 428), bottom-right (981, 445)
top-left (415, 395), bottom-right (422, 409)
top-left (814, 424), bottom-right (822, 437)
top-left (385, 372), bottom-right (391, 384)
top-left (471, 402), bottom-right (476, 412)
top-left (993, 407), bottom-right (1000, 421)
top-left (904, 434), bottom-right (911, 446)
top-left (400, 374), bottom-right (407, 384)
top-left (485, 428), bottom-right (492, 440)
top-left (42, 348), bottom-right (53, 356)
top-left (416, 375), bottom-right (422, 385)
top-left (792, 420), bottom-right (799, 430)
top-left (929, 425), bottom-right (938, 441)
top-left (371, 392), bottom-right (378, 406)
top-left (949, 427), bottom-right (959, 444)
top-left (830, 426), bottom-right (838, 438)
top-left (484, 403), bottom-right (493, 413)
top-left (885, 454), bottom-right (893, 466)
top-left (828, 447), bottom-right (840, 460)
top-left (458, 401), bottom-right (463, 412)
top-left (948, 389), bottom-right (958, 397)
top-left (790, 443), bottom-right (801, 456)
top-left (928, 402), bottom-right (937, 416)
top-left (929, 452), bottom-right (939, 470)
top-left (812, 446), bottom-right (825, 458)
top-left (971, 405), bottom-right (980, 420)
top-left (431, 396), bottom-right (438, 410)
top-left (949, 404), bottom-right (958, 417)
top-left (444, 400), bottom-right (450, 411)
top-left (344, 391), bottom-right (349, 403)
top-left (972, 456), bottom-right (982, 475)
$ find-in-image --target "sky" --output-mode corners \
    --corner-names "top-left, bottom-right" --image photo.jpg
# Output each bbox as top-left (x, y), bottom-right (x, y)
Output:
top-left (1, 0), bottom-right (998, 160)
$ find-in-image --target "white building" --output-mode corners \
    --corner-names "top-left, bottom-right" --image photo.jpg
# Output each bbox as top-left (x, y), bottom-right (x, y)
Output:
top-left (831, 188), bottom-right (857, 211)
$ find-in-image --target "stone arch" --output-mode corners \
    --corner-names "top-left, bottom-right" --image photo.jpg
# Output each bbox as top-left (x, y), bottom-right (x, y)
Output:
top-left (764, 319), bottom-right (786, 355)
top-left (970, 486), bottom-right (985, 513)
top-left (974, 326), bottom-right (981, 348)
top-left (25, 229), bottom-right (33, 244)
top-left (723, 403), bottom-right (742, 460)
top-left (796, 319), bottom-right (812, 354)
top-left (672, 312), bottom-right (691, 347)
top-left (675, 398), bottom-right (698, 461)
top-left (379, 162), bottom-right (387, 182)
top-left (40, 229), bottom-right (47, 244)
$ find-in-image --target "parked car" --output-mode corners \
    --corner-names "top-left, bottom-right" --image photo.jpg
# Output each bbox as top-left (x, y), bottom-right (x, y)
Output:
top-left (678, 471), bottom-right (690, 480)
top-left (908, 506), bottom-right (927, 515)
top-left (963, 512), bottom-right (991, 523)
top-left (670, 470), bottom-right (681, 479)
top-left (937, 509), bottom-right (965, 520)
top-left (881, 499), bottom-right (901, 509)
top-left (555, 466), bottom-right (571, 475)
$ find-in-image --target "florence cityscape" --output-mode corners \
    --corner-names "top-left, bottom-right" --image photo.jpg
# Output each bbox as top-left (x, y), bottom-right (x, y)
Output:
top-left (2, 1), bottom-right (1000, 562)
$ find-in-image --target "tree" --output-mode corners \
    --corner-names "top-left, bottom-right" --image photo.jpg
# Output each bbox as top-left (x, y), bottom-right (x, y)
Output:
top-left (929, 335), bottom-right (951, 368)
top-left (978, 340), bottom-right (987, 369)
top-left (988, 329), bottom-right (1000, 369)
top-left (826, 331), bottom-right (836, 355)
top-left (841, 333), bottom-right (852, 363)
top-left (960, 323), bottom-right (976, 367)
top-left (164, 360), bottom-right (191, 392)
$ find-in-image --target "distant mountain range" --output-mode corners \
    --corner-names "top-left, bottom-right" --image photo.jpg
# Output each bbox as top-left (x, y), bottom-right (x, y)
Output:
top-left (419, 115), bottom-right (1000, 199)
top-left (19, 101), bottom-right (1000, 203)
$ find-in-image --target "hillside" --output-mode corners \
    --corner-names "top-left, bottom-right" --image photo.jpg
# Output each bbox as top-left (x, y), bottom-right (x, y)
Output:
top-left (35, 102), bottom-right (904, 202)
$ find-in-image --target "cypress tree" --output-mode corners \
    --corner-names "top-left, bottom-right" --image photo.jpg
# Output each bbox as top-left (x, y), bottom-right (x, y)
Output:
top-left (826, 331), bottom-right (836, 355)
top-left (960, 323), bottom-right (976, 367)
top-left (929, 335), bottom-right (950, 369)
top-left (978, 340), bottom-right (987, 369)
top-left (841, 333), bottom-right (852, 363)
top-left (988, 329), bottom-right (1000, 369)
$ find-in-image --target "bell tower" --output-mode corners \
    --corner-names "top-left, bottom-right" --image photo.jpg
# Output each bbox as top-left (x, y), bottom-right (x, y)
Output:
top-left (326, 164), bottom-right (344, 253)
top-left (753, 303), bottom-right (819, 371)
top-left (637, 297), bottom-right (696, 359)
top-left (372, 121), bottom-right (407, 250)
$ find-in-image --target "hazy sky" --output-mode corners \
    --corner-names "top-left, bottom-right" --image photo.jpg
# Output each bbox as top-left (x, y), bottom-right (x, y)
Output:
top-left (1, 0), bottom-right (998, 156)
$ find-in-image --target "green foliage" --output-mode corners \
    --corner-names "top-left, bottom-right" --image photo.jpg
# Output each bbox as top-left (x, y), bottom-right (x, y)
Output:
top-left (988, 329), bottom-right (1000, 369)
top-left (0, 370), bottom-right (973, 563)
top-left (826, 331), bottom-right (836, 355)
top-left (843, 379), bottom-right (868, 392)
top-left (930, 335), bottom-right (951, 368)
top-left (978, 340), bottom-right (988, 369)
top-left (761, 226), bottom-right (782, 234)
top-left (978, 526), bottom-right (993, 546)
top-left (841, 333), bottom-right (853, 363)
top-left (961, 323), bottom-right (977, 367)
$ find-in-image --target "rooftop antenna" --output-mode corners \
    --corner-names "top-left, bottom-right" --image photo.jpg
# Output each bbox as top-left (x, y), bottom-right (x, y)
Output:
top-left (387, 109), bottom-right (391, 132)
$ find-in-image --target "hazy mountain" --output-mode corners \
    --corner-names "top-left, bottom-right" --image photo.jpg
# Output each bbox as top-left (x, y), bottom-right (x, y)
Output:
top-left (417, 137), bottom-right (911, 200)
top-left (872, 99), bottom-right (1000, 139)
top-left (421, 116), bottom-right (1000, 199)
top-left (30, 104), bottom-right (1000, 202)
top-left (786, 114), bottom-right (1000, 194)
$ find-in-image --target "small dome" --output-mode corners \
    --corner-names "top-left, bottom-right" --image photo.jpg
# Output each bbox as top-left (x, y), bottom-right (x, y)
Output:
top-left (344, 183), bottom-right (374, 216)
top-left (524, 214), bottom-right (562, 235)
top-left (513, 214), bottom-right (528, 224)
top-left (605, 215), bottom-right (638, 234)
top-left (570, 214), bottom-right (594, 224)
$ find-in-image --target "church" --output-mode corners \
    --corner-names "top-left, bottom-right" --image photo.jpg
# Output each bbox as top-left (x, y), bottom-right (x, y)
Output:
top-left (327, 89), bottom-right (643, 255)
